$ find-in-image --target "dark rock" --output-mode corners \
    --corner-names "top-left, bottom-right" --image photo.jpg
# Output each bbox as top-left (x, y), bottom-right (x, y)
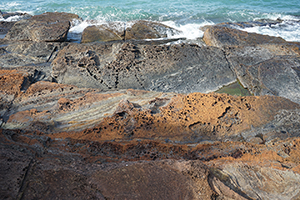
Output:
top-left (81, 25), bottom-right (123, 43)
top-left (5, 12), bottom-right (81, 42)
top-left (0, 21), bottom-right (15, 38)
top-left (81, 20), bottom-right (181, 43)
top-left (51, 42), bottom-right (236, 93)
top-left (0, 11), bottom-right (32, 21)
top-left (0, 40), bottom-right (68, 68)
top-left (203, 26), bottom-right (286, 47)
top-left (216, 18), bottom-right (284, 29)
top-left (125, 20), bottom-right (181, 40)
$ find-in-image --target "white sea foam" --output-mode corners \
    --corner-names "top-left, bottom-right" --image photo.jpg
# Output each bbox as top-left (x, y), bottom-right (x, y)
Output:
top-left (240, 20), bottom-right (300, 42)
top-left (162, 21), bottom-right (215, 40)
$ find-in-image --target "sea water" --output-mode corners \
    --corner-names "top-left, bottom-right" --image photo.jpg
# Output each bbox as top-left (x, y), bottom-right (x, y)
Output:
top-left (1, 0), bottom-right (300, 42)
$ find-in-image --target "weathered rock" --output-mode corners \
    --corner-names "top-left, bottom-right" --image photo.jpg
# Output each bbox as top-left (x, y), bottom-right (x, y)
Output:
top-left (2, 125), bottom-right (300, 199)
top-left (51, 42), bottom-right (236, 94)
top-left (203, 26), bottom-right (286, 47)
top-left (125, 20), bottom-right (181, 40)
top-left (1, 71), bottom-right (299, 144)
top-left (81, 20), bottom-right (181, 43)
top-left (4, 12), bottom-right (80, 42)
top-left (0, 40), bottom-right (68, 68)
top-left (224, 45), bottom-right (300, 104)
top-left (0, 22), bottom-right (15, 38)
top-left (81, 25), bottom-right (123, 43)
top-left (0, 11), bottom-right (32, 21)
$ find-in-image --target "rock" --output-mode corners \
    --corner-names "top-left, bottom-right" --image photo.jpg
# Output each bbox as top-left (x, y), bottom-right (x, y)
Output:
top-left (203, 25), bottom-right (286, 47)
top-left (81, 25), bottom-right (123, 43)
top-left (4, 12), bottom-right (81, 42)
top-left (216, 19), bottom-right (284, 29)
top-left (125, 20), bottom-right (181, 40)
top-left (0, 40), bottom-right (68, 68)
top-left (0, 21), bottom-right (15, 38)
top-left (215, 163), bottom-right (300, 199)
top-left (0, 11), bottom-right (32, 21)
top-left (2, 71), bottom-right (300, 143)
top-left (224, 45), bottom-right (300, 104)
top-left (81, 20), bottom-right (181, 43)
top-left (51, 42), bottom-right (236, 93)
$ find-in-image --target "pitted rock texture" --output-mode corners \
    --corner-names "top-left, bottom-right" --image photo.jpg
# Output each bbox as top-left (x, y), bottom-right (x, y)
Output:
top-left (2, 127), bottom-right (300, 199)
top-left (1, 70), bottom-right (299, 144)
top-left (1, 15), bottom-right (300, 200)
top-left (51, 42), bottom-right (236, 94)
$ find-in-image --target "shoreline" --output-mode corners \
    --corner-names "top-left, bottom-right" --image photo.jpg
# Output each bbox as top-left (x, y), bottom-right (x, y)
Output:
top-left (1, 10), bottom-right (300, 199)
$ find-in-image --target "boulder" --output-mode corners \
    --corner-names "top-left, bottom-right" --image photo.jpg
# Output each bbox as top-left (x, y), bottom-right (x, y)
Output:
top-left (4, 12), bottom-right (81, 42)
top-left (203, 25), bottom-right (286, 47)
top-left (125, 20), bottom-right (181, 40)
top-left (51, 42), bottom-right (236, 94)
top-left (81, 20), bottom-right (181, 43)
top-left (81, 24), bottom-right (123, 43)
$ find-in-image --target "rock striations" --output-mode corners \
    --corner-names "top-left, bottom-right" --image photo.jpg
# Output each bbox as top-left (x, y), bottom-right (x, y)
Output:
top-left (1, 12), bottom-right (300, 200)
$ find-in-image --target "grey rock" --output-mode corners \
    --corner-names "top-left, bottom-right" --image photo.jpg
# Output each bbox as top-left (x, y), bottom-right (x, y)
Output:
top-left (222, 163), bottom-right (300, 200)
top-left (0, 41), bottom-right (68, 68)
top-left (51, 42), bottom-right (236, 94)
top-left (5, 12), bottom-right (80, 42)
top-left (225, 45), bottom-right (300, 104)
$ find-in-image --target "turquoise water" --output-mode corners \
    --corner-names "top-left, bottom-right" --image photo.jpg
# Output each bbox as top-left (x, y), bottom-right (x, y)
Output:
top-left (1, 0), bottom-right (300, 41)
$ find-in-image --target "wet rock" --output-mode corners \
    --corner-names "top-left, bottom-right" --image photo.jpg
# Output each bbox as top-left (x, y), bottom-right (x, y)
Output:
top-left (125, 20), bottom-right (181, 40)
top-left (0, 11), bottom-right (32, 21)
top-left (4, 12), bottom-right (80, 42)
top-left (203, 26), bottom-right (286, 47)
top-left (81, 20), bottom-right (181, 43)
top-left (81, 25), bottom-right (123, 43)
top-left (51, 42), bottom-right (236, 93)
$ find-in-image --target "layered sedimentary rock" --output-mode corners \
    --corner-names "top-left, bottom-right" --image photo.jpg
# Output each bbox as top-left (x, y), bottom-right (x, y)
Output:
top-left (1, 12), bottom-right (300, 200)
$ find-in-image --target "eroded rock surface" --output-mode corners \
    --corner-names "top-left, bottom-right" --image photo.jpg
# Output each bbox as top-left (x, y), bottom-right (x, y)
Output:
top-left (203, 25), bottom-right (300, 104)
top-left (4, 12), bottom-right (81, 42)
top-left (1, 15), bottom-right (300, 200)
top-left (51, 42), bottom-right (236, 94)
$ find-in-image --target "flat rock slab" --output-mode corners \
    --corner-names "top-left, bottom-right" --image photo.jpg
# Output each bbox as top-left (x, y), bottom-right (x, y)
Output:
top-left (4, 12), bottom-right (80, 42)
top-left (203, 25), bottom-right (286, 47)
top-left (0, 40), bottom-right (68, 68)
top-left (224, 45), bottom-right (300, 104)
top-left (51, 42), bottom-right (236, 94)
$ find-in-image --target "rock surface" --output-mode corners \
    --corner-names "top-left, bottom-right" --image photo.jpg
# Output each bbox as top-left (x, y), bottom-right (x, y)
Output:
top-left (81, 20), bottom-right (181, 43)
top-left (4, 12), bottom-right (81, 42)
top-left (1, 14), bottom-right (300, 200)
top-left (51, 42), bottom-right (236, 94)
top-left (203, 25), bottom-right (300, 104)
